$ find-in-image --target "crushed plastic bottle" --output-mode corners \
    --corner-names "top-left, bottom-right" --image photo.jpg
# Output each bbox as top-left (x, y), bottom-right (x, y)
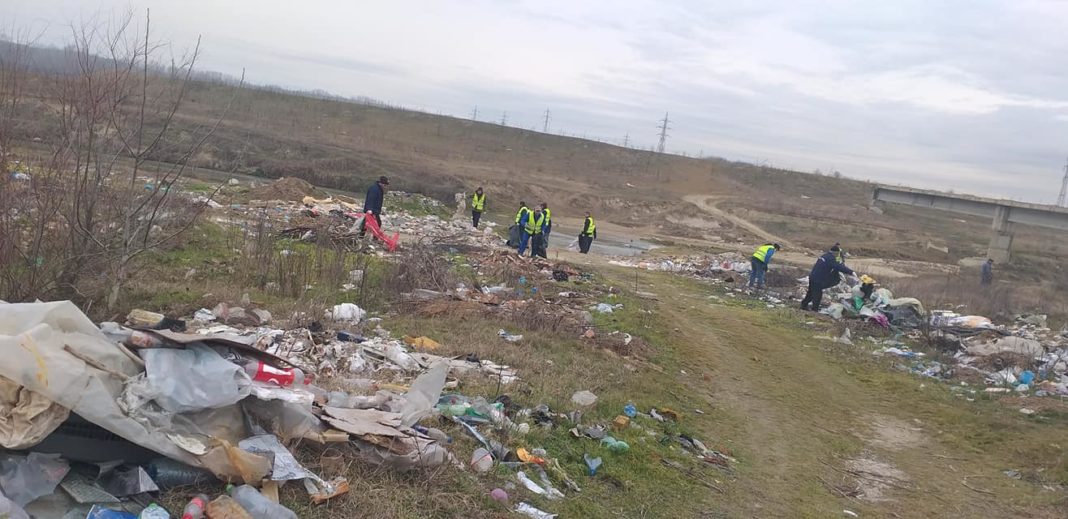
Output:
top-left (228, 485), bottom-right (298, 519)
top-left (471, 448), bottom-right (493, 473)
top-left (600, 436), bottom-right (630, 453)
top-left (583, 454), bottom-right (602, 476)
top-left (139, 503), bottom-right (170, 519)
top-left (180, 494), bottom-right (209, 519)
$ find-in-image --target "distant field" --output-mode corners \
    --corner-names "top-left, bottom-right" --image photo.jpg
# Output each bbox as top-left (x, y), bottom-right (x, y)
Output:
top-left (10, 71), bottom-right (1068, 282)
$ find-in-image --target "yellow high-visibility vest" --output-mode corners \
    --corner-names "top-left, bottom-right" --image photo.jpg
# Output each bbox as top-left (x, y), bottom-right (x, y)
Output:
top-left (543, 208), bottom-right (551, 224)
top-left (472, 193), bottom-right (485, 212)
top-left (515, 207), bottom-right (530, 224)
top-left (752, 244), bottom-right (775, 262)
top-left (582, 217), bottom-right (596, 236)
top-left (526, 212), bottom-right (545, 235)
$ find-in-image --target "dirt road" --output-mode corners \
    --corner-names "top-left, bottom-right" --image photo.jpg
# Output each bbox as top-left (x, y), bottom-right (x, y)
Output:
top-left (558, 250), bottom-right (1067, 517)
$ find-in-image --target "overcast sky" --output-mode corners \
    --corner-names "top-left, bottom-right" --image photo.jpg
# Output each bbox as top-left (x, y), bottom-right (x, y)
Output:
top-left (5, 0), bottom-right (1068, 202)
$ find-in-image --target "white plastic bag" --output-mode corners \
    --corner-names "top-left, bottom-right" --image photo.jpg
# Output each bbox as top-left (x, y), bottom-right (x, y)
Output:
top-left (142, 345), bottom-right (251, 413)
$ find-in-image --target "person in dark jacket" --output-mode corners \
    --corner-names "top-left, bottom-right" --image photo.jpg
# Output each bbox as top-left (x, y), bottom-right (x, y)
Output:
top-left (980, 258), bottom-right (994, 286)
top-left (579, 212), bottom-right (597, 253)
top-left (360, 176), bottom-right (389, 236)
top-left (800, 244), bottom-right (857, 311)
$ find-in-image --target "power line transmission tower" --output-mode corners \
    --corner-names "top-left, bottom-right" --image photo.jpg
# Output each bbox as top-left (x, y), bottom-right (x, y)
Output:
top-left (500, 112), bottom-right (507, 126)
top-left (1059, 157), bottom-right (1068, 207)
top-left (542, 109), bottom-right (551, 133)
top-left (656, 112), bottom-right (670, 154)
top-left (470, 106), bottom-right (479, 120)
top-left (623, 133), bottom-right (629, 148)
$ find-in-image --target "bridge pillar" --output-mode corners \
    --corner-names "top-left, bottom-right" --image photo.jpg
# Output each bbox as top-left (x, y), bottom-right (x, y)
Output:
top-left (987, 205), bottom-right (1014, 262)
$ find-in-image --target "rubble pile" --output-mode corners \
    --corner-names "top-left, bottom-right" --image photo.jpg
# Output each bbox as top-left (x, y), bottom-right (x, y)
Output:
top-left (0, 299), bottom-right (531, 517)
top-left (234, 192), bottom-right (503, 251)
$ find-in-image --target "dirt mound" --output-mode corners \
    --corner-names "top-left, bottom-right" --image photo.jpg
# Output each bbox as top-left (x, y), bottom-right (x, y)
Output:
top-left (250, 177), bottom-right (327, 202)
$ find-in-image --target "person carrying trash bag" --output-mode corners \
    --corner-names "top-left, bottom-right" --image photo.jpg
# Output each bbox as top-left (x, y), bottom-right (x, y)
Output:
top-left (512, 202), bottom-right (533, 254)
top-left (360, 176), bottom-right (388, 237)
top-left (748, 243), bottom-right (780, 289)
top-left (800, 243), bottom-right (859, 311)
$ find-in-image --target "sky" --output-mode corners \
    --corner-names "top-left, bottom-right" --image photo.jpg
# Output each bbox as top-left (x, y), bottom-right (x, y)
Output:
top-left (4, 0), bottom-right (1068, 203)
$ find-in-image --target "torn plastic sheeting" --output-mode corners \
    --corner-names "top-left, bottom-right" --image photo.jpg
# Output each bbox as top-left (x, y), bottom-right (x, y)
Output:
top-left (322, 407), bottom-right (406, 437)
top-left (398, 361), bottom-right (449, 427)
top-left (966, 336), bottom-right (1044, 357)
top-left (242, 398), bottom-right (323, 442)
top-left (352, 434), bottom-right (450, 470)
top-left (0, 301), bottom-right (269, 482)
top-left (0, 493), bottom-right (28, 519)
top-left (239, 435), bottom-right (314, 481)
top-left (515, 502), bottom-right (557, 519)
top-left (145, 329), bottom-right (295, 369)
top-left (516, 471), bottom-right (560, 500)
top-left (0, 452), bottom-right (69, 507)
top-left (141, 345), bottom-right (251, 414)
top-left (0, 376), bottom-right (70, 449)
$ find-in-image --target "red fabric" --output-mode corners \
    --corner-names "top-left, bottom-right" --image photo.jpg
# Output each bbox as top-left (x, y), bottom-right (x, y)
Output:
top-left (362, 211), bottom-right (399, 251)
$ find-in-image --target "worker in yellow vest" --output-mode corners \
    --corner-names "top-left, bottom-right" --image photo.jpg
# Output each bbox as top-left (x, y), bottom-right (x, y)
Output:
top-left (527, 206), bottom-right (548, 258)
top-left (513, 202), bottom-right (532, 254)
top-left (471, 187), bottom-right (486, 228)
top-left (748, 243), bottom-right (781, 289)
top-left (539, 202), bottom-right (552, 249)
top-left (579, 212), bottom-right (597, 253)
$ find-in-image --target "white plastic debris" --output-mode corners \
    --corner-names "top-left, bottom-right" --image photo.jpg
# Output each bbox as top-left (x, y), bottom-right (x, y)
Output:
top-left (515, 502), bottom-right (557, 519)
top-left (498, 329), bottom-right (523, 342)
top-left (327, 303), bottom-right (366, 322)
top-left (571, 390), bottom-right (598, 407)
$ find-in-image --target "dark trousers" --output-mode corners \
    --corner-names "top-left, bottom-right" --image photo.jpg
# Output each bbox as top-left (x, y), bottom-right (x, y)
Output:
top-left (800, 279), bottom-right (823, 311)
top-left (472, 210), bottom-right (482, 228)
top-left (531, 234), bottom-right (547, 258)
top-left (578, 235), bottom-right (593, 253)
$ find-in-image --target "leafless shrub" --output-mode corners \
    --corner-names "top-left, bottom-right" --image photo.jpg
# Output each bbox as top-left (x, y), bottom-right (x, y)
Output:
top-left (0, 11), bottom-right (242, 306)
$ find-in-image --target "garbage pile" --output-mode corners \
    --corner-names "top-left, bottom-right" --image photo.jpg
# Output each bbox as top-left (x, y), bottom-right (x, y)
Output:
top-left (237, 191), bottom-right (502, 250)
top-left (0, 300), bottom-right (525, 517)
top-left (817, 281), bottom-right (926, 329)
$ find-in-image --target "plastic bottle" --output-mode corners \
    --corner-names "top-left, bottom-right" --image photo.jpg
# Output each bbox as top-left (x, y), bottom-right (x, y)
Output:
top-left (228, 485), bottom-right (298, 519)
top-left (413, 425), bottom-right (451, 444)
top-left (623, 403), bottom-right (637, 418)
top-left (180, 494), bottom-right (209, 519)
top-left (139, 503), bottom-right (170, 519)
top-left (242, 361), bottom-right (305, 387)
top-left (145, 458), bottom-right (215, 489)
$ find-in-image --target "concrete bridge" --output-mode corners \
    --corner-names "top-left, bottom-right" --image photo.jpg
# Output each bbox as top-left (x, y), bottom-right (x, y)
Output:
top-left (872, 186), bottom-right (1068, 262)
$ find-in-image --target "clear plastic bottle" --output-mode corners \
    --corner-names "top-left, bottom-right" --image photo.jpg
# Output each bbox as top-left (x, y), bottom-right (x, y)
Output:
top-left (228, 485), bottom-right (298, 519)
top-left (180, 494), bottom-right (209, 519)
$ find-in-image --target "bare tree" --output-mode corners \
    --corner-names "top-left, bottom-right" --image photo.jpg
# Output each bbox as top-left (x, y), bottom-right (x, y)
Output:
top-left (2, 10), bottom-right (244, 307)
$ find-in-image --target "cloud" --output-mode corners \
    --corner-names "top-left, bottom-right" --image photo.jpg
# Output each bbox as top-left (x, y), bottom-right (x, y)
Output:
top-left (4, 0), bottom-right (1068, 202)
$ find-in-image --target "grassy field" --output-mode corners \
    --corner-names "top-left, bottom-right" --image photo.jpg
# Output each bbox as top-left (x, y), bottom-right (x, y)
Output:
top-left (127, 221), bottom-right (1068, 517)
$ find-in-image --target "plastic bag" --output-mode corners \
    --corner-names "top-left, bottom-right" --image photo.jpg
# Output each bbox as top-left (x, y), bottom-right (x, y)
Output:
top-left (0, 492), bottom-right (28, 519)
top-left (0, 452), bottom-right (70, 506)
top-left (141, 345), bottom-right (251, 413)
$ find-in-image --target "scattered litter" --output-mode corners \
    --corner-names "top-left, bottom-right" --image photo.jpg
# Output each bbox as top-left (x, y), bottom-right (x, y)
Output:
top-left (571, 390), bottom-right (598, 407)
top-left (515, 502), bottom-right (557, 519)
top-left (498, 329), bottom-right (524, 343)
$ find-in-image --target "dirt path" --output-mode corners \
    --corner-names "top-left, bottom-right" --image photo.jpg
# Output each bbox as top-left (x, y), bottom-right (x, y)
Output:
top-left (561, 255), bottom-right (1066, 517)
top-left (683, 194), bottom-right (791, 246)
